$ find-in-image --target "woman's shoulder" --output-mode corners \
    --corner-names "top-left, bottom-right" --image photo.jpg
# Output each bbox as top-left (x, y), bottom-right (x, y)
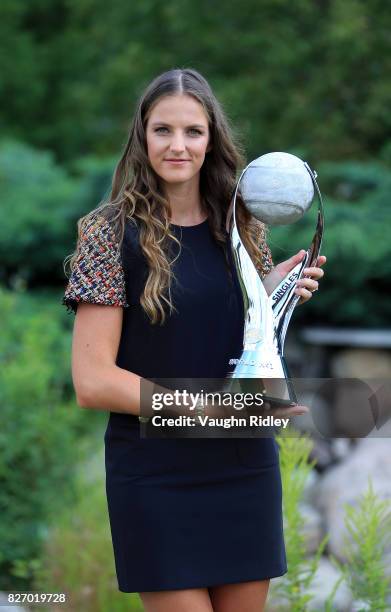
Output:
top-left (61, 212), bottom-right (129, 315)
top-left (87, 212), bottom-right (142, 260)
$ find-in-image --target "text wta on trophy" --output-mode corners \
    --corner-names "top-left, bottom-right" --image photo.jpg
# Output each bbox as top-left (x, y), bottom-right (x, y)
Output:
top-left (226, 152), bottom-right (325, 406)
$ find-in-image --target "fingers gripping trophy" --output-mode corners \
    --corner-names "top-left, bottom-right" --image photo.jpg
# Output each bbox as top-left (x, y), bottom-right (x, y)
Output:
top-left (226, 152), bottom-right (325, 406)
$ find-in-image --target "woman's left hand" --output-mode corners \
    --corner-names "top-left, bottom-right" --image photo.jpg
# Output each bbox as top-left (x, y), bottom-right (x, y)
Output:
top-left (263, 250), bottom-right (327, 305)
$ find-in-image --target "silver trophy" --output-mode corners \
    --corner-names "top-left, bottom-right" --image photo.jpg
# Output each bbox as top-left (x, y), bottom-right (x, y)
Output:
top-left (226, 152), bottom-right (324, 406)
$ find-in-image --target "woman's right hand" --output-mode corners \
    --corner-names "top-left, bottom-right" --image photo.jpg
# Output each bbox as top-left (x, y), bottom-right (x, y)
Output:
top-left (262, 401), bottom-right (309, 419)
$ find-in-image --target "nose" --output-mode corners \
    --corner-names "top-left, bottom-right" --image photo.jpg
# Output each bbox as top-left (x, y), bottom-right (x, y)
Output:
top-left (169, 130), bottom-right (186, 154)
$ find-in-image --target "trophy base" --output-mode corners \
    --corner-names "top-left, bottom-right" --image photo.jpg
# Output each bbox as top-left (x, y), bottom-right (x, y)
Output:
top-left (226, 351), bottom-right (298, 406)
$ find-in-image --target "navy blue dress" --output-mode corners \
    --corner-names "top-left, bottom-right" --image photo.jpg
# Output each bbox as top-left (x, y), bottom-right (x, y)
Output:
top-left (62, 215), bottom-right (287, 593)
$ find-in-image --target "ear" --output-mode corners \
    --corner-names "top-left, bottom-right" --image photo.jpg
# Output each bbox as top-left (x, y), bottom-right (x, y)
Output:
top-left (206, 142), bottom-right (212, 153)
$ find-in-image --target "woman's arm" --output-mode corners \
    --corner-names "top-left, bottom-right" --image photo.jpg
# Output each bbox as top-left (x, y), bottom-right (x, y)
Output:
top-left (72, 302), bottom-right (146, 414)
top-left (71, 302), bottom-right (212, 418)
top-left (71, 301), bottom-right (309, 420)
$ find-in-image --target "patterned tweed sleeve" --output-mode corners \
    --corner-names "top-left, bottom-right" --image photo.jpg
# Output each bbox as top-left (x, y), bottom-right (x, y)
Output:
top-left (61, 215), bottom-right (129, 315)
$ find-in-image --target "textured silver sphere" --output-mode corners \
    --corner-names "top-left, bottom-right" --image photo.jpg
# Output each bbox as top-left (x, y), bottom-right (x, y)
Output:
top-left (239, 152), bottom-right (315, 225)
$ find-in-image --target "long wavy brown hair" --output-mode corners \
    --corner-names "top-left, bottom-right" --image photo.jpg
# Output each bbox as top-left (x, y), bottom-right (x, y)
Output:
top-left (63, 67), bottom-right (271, 324)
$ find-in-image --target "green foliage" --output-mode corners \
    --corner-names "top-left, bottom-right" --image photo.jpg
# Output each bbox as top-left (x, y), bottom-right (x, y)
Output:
top-left (272, 429), bottom-right (328, 611)
top-left (32, 440), bottom-right (143, 612)
top-left (70, 154), bottom-right (119, 206)
top-left (1, 0), bottom-right (390, 331)
top-left (0, 0), bottom-right (390, 162)
top-left (271, 431), bottom-right (391, 610)
top-left (338, 478), bottom-right (391, 611)
top-left (1, 137), bottom-right (390, 327)
top-left (0, 139), bottom-right (117, 286)
top-left (323, 567), bottom-right (346, 612)
top-left (0, 286), bottom-right (98, 591)
top-left (0, 139), bottom-right (82, 284)
top-left (270, 160), bottom-right (391, 327)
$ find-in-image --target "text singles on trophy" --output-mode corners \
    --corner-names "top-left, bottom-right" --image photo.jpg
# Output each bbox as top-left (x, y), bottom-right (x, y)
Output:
top-left (271, 271), bottom-right (299, 304)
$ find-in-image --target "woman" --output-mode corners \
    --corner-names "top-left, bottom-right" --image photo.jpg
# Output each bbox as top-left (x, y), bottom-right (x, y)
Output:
top-left (62, 68), bottom-right (326, 612)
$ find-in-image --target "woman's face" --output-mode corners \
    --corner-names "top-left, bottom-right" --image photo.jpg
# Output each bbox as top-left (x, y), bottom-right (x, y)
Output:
top-left (145, 94), bottom-right (211, 187)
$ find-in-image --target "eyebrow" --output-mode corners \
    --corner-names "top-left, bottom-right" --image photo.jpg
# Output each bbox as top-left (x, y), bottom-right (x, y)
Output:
top-left (150, 122), bottom-right (206, 129)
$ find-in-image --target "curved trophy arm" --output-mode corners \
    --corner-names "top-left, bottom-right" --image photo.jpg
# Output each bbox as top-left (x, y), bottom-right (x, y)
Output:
top-left (229, 166), bottom-right (274, 348)
top-left (271, 162), bottom-right (324, 354)
top-left (228, 159), bottom-right (324, 357)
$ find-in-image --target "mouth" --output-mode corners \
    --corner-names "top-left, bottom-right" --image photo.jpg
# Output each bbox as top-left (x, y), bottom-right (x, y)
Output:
top-left (164, 159), bottom-right (191, 164)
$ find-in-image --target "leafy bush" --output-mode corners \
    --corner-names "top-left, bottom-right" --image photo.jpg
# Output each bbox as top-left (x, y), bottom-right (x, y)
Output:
top-left (0, 139), bottom-right (81, 284)
top-left (0, 139), bottom-right (118, 288)
top-left (271, 430), bottom-right (328, 610)
top-left (270, 160), bottom-right (391, 327)
top-left (32, 441), bottom-right (143, 612)
top-left (271, 430), bottom-right (391, 610)
top-left (338, 478), bottom-right (391, 611)
top-left (0, 286), bottom-right (98, 591)
top-left (1, 1), bottom-right (390, 161)
top-left (2, 137), bottom-right (390, 329)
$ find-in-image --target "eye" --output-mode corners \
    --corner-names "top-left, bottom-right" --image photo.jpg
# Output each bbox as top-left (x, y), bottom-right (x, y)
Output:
top-left (154, 127), bottom-right (169, 133)
top-left (188, 128), bottom-right (203, 135)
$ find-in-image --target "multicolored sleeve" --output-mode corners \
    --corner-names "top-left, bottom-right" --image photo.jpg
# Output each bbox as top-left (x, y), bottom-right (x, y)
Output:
top-left (61, 215), bottom-right (129, 315)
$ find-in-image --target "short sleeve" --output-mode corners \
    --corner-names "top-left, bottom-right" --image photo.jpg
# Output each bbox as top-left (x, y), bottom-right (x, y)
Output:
top-left (61, 215), bottom-right (129, 315)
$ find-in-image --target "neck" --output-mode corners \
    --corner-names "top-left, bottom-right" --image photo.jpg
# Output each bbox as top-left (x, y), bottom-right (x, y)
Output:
top-left (163, 177), bottom-right (207, 226)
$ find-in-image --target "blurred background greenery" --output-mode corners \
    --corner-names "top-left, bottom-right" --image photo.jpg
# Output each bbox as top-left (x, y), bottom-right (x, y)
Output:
top-left (0, 0), bottom-right (390, 608)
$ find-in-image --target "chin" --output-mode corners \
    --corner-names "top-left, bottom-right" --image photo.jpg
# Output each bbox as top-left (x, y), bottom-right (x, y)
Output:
top-left (160, 171), bottom-right (196, 183)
